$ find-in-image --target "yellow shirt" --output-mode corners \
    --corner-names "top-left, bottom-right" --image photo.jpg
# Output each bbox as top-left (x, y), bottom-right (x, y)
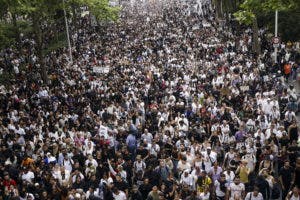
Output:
top-left (239, 166), bottom-right (249, 183)
top-left (197, 176), bottom-right (212, 192)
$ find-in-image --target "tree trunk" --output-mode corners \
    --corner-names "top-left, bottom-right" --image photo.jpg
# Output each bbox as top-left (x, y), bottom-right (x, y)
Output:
top-left (33, 14), bottom-right (48, 85)
top-left (223, 0), bottom-right (228, 20)
top-left (214, 0), bottom-right (222, 19)
top-left (252, 17), bottom-right (261, 56)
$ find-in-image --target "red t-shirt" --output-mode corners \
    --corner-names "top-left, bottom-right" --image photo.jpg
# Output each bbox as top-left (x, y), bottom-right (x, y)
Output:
top-left (2, 179), bottom-right (17, 190)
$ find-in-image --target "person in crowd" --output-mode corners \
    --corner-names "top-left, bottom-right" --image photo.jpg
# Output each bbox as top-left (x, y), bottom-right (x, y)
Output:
top-left (0, 0), bottom-right (299, 199)
top-left (244, 186), bottom-right (263, 200)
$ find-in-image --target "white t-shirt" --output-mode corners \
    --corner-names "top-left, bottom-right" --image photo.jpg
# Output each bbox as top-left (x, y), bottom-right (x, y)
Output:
top-left (229, 182), bottom-right (245, 199)
top-left (224, 170), bottom-right (235, 184)
top-left (242, 154), bottom-right (256, 172)
top-left (113, 191), bottom-right (127, 200)
top-left (99, 125), bottom-right (109, 139)
top-left (245, 192), bottom-right (264, 200)
top-left (180, 174), bottom-right (194, 186)
top-left (198, 192), bottom-right (210, 200)
top-left (288, 194), bottom-right (300, 200)
top-left (15, 127), bottom-right (26, 135)
top-left (215, 180), bottom-right (228, 197)
top-left (22, 171), bottom-right (35, 183)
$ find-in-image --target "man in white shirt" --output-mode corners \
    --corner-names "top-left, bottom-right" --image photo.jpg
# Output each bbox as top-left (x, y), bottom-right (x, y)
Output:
top-left (99, 122), bottom-right (109, 139)
top-left (21, 168), bottom-right (35, 184)
top-left (61, 154), bottom-right (74, 172)
top-left (85, 155), bottom-right (98, 168)
top-left (265, 123), bottom-right (277, 140)
top-left (202, 147), bottom-right (217, 171)
top-left (58, 166), bottom-right (71, 186)
top-left (244, 187), bottom-right (263, 200)
top-left (177, 157), bottom-right (191, 174)
top-left (86, 186), bottom-right (101, 199)
top-left (178, 120), bottom-right (188, 136)
top-left (112, 188), bottom-right (127, 200)
top-left (226, 176), bottom-right (245, 200)
top-left (220, 120), bottom-right (230, 134)
top-left (215, 174), bottom-right (228, 199)
top-left (180, 170), bottom-right (194, 188)
top-left (262, 98), bottom-right (273, 115)
top-left (141, 129), bottom-right (153, 144)
top-left (15, 125), bottom-right (26, 136)
top-left (242, 151), bottom-right (256, 172)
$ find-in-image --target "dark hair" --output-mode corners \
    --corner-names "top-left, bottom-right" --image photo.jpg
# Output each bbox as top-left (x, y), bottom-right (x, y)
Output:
top-left (253, 186), bottom-right (259, 191)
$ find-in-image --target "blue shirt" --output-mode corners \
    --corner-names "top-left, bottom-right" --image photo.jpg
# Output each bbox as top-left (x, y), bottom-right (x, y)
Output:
top-left (126, 134), bottom-right (137, 147)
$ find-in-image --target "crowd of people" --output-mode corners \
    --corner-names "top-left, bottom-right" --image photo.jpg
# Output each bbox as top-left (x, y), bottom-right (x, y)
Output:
top-left (0, 0), bottom-right (299, 199)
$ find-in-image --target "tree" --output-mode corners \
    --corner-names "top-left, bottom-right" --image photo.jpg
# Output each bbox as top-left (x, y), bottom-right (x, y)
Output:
top-left (0, 0), bottom-right (25, 42)
top-left (0, 23), bottom-right (15, 49)
top-left (14, 0), bottom-right (62, 84)
top-left (258, 1), bottom-right (300, 42)
top-left (0, 0), bottom-right (119, 84)
top-left (234, 0), bottom-right (296, 55)
top-left (212, 0), bottom-right (243, 20)
top-left (86, 0), bottom-right (120, 22)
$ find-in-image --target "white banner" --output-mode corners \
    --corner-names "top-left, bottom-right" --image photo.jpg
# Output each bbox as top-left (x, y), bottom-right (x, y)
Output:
top-left (93, 66), bottom-right (110, 74)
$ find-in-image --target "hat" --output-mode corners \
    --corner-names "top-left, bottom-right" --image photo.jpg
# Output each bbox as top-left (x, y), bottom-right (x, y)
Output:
top-left (207, 147), bottom-right (211, 150)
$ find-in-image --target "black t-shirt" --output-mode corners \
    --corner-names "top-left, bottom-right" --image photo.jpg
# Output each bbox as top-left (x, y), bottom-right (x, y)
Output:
top-left (130, 191), bottom-right (143, 200)
top-left (288, 146), bottom-right (299, 164)
top-left (139, 183), bottom-right (152, 199)
top-left (180, 189), bottom-right (190, 199)
top-left (294, 168), bottom-right (300, 188)
top-left (289, 126), bottom-right (298, 142)
top-left (279, 167), bottom-right (293, 184)
top-left (114, 180), bottom-right (128, 192)
top-left (136, 148), bottom-right (148, 158)
top-left (279, 137), bottom-right (289, 148)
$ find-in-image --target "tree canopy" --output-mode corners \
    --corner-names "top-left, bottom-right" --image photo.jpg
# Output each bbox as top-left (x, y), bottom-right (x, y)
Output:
top-left (211, 0), bottom-right (299, 42)
top-left (0, 0), bottom-right (120, 83)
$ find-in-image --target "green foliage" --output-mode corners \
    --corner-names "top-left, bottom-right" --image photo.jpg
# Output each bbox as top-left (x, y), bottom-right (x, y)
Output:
top-left (258, 2), bottom-right (300, 42)
top-left (0, 0), bottom-right (120, 50)
top-left (17, 20), bottom-right (32, 35)
top-left (43, 32), bottom-right (67, 55)
top-left (234, 0), bottom-right (296, 25)
top-left (233, 0), bottom-right (261, 25)
top-left (261, 0), bottom-right (296, 12)
top-left (0, 22), bottom-right (16, 49)
top-left (234, 10), bottom-right (255, 25)
top-left (67, 0), bottom-right (120, 22)
top-left (89, 0), bottom-right (120, 22)
top-left (0, 72), bottom-right (14, 86)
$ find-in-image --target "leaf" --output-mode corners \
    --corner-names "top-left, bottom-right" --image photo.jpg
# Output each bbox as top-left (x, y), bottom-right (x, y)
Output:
top-left (235, 0), bottom-right (297, 25)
